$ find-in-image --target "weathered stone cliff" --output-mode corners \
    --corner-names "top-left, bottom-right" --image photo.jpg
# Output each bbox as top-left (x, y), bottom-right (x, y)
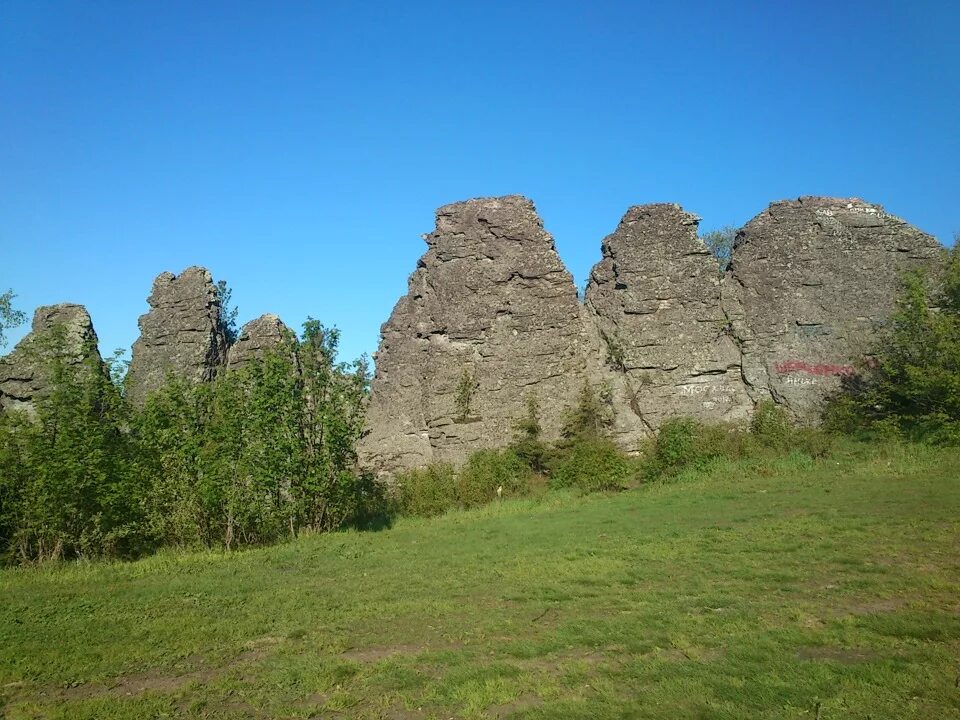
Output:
top-left (358, 195), bottom-right (591, 473)
top-left (585, 204), bottom-right (752, 447)
top-left (725, 197), bottom-right (944, 419)
top-left (0, 304), bottom-right (106, 413)
top-left (227, 314), bottom-right (296, 370)
top-left (360, 195), bottom-right (945, 473)
top-left (2, 195), bottom-right (945, 470)
top-left (125, 266), bottom-right (228, 406)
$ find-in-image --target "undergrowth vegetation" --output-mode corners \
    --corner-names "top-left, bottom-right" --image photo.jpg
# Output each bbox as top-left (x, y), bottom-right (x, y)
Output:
top-left (0, 322), bottom-right (376, 565)
top-left (827, 243), bottom-right (960, 443)
top-left (1, 245), bottom-right (958, 565)
top-left (394, 396), bottom-right (836, 519)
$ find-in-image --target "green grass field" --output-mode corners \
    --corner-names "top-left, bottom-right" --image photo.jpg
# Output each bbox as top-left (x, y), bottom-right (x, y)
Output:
top-left (1, 443), bottom-right (958, 719)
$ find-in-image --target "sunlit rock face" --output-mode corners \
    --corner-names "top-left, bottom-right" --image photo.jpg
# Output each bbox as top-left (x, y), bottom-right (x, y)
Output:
top-left (358, 195), bottom-right (592, 474)
top-left (0, 304), bottom-right (106, 414)
top-left (227, 314), bottom-right (296, 371)
top-left (356, 194), bottom-right (948, 475)
top-left (725, 197), bottom-right (944, 419)
top-left (125, 266), bottom-right (228, 407)
top-left (585, 203), bottom-right (752, 448)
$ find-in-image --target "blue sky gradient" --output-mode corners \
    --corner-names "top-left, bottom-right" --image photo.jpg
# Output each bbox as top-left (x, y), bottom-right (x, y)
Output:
top-left (2, 1), bottom-right (958, 362)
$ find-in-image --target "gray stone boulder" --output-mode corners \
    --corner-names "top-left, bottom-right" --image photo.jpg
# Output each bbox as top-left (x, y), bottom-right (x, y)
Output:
top-left (725, 196), bottom-right (945, 419)
top-left (125, 266), bottom-right (228, 406)
top-left (227, 313), bottom-right (297, 370)
top-left (0, 304), bottom-right (106, 414)
top-left (358, 195), bottom-right (592, 474)
top-left (585, 204), bottom-right (752, 445)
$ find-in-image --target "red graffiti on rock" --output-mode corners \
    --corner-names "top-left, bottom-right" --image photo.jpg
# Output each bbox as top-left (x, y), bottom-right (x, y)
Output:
top-left (774, 360), bottom-right (855, 377)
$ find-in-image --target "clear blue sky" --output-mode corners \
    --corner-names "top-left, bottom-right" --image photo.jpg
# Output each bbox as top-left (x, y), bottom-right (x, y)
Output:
top-left (2, 1), bottom-right (958, 363)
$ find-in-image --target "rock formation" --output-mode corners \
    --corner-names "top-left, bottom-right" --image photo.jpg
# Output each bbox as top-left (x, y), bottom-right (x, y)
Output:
top-left (585, 204), bottom-right (752, 446)
top-left (360, 194), bottom-right (945, 473)
top-left (125, 266), bottom-right (228, 406)
top-left (725, 197), bottom-right (944, 419)
top-left (0, 304), bottom-right (106, 413)
top-left (227, 314), bottom-right (296, 370)
top-left (358, 195), bottom-right (592, 473)
top-left (2, 195), bottom-right (946, 471)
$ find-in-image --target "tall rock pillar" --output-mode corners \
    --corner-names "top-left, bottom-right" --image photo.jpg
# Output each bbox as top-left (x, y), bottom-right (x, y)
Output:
top-left (358, 195), bottom-right (591, 474)
top-left (126, 266), bottom-right (228, 406)
top-left (585, 204), bottom-right (752, 446)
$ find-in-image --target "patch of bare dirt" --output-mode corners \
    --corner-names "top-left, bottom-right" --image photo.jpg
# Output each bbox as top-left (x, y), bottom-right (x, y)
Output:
top-left (58, 668), bottom-right (208, 701)
top-left (382, 703), bottom-right (431, 719)
top-left (339, 640), bottom-right (465, 663)
top-left (340, 644), bottom-right (428, 662)
top-left (519, 648), bottom-right (621, 674)
top-left (39, 635), bottom-right (287, 704)
top-left (650, 646), bottom-right (723, 662)
top-left (486, 692), bottom-right (543, 718)
top-left (846, 598), bottom-right (905, 615)
top-left (796, 646), bottom-right (881, 664)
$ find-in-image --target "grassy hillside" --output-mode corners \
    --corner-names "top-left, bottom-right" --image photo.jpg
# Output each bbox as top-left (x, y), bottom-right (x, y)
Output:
top-left (1, 443), bottom-right (958, 719)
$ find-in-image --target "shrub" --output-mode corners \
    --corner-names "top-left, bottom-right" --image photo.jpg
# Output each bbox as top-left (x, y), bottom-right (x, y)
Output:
top-left (645, 418), bottom-right (753, 480)
top-left (511, 394), bottom-right (548, 473)
top-left (550, 438), bottom-right (632, 492)
top-left (394, 464), bottom-right (457, 517)
top-left (750, 400), bottom-right (792, 447)
top-left (454, 367), bottom-right (478, 422)
top-left (646, 417), bottom-right (699, 478)
top-left (826, 247), bottom-right (960, 444)
top-left (346, 474), bottom-right (393, 530)
top-left (456, 449), bottom-right (532, 508)
top-left (561, 380), bottom-right (613, 440)
top-left (792, 427), bottom-right (835, 459)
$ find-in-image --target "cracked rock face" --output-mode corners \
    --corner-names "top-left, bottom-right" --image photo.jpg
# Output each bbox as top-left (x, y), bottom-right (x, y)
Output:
top-left (227, 314), bottom-right (296, 370)
top-left (126, 266), bottom-right (228, 406)
top-left (585, 204), bottom-right (752, 446)
top-left (0, 304), bottom-right (106, 414)
top-left (358, 195), bottom-right (591, 474)
top-left (726, 197), bottom-right (944, 419)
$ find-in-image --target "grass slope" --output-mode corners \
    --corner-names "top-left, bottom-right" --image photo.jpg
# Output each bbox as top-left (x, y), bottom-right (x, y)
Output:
top-left (1, 443), bottom-right (959, 719)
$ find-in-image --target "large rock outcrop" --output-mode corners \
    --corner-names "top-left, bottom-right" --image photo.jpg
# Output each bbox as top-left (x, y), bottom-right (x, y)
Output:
top-left (0, 304), bottom-right (106, 413)
top-left (358, 195), bottom-right (592, 473)
top-left (725, 197), bottom-right (944, 419)
top-left (126, 266), bottom-right (228, 406)
top-left (585, 204), bottom-right (752, 446)
top-left (360, 194), bottom-right (946, 473)
top-left (227, 314), bottom-right (296, 370)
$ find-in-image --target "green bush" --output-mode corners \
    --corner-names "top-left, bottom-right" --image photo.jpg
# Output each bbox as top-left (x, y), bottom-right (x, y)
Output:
top-left (510, 394), bottom-right (548, 473)
top-left (347, 474), bottom-right (393, 530)
top-left (645, 418), bottom-right (754, 480)
top-left (456, 449), bottom-right (532, 508)
top-left (826, 247), bottom-right (960, 444)
top-left (645, 418), bottom-right (699, 478)
top-left (792, 428), bottom-right (836, 459)
top-left (550, 438), bottom-right (632, 492)
top-left (750, 400), bottom-right (792, 447)
top-left (394, 464), bottom-right (457, 517)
